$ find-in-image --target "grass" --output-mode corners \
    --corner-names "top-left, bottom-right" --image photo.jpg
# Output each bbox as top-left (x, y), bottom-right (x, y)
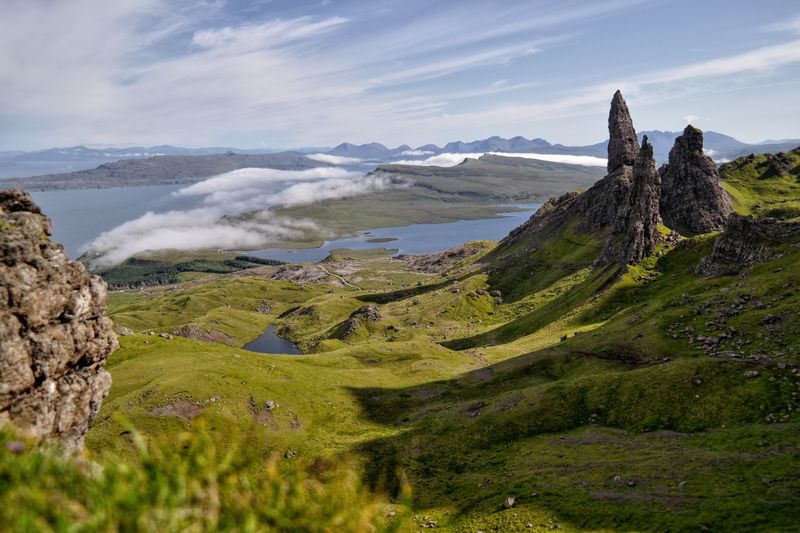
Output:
top-left (84, 209), bottom-right (800, 530)
top-left (96, 254), bottom-right (285, 289)
top-left (721, 147), bottom-right (800, 220)
top-left (0, 425), bottom-right (405, 532)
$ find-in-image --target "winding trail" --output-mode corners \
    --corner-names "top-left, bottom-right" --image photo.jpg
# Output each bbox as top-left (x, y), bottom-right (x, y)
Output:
top-left (318, 265), bottom-right (362, 290)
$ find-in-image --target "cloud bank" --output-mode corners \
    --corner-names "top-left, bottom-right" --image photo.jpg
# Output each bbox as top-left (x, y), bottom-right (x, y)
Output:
top-left (389, 152), bottom-right (607, 167)
top-left (86, 166), bottom-right (396, 268)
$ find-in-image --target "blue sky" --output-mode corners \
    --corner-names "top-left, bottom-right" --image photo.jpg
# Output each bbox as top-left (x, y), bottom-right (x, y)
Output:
top-left (1, 0), bottom-right (799, 150)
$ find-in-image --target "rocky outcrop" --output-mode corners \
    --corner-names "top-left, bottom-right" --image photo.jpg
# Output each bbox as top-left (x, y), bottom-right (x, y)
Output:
top-left (659, 125), bottom-right (731, 233)
top-left (607, 90), bottom-right (640, 173)
top-left (171, 324), bottom-right (235, 345)
top-left (599, 136), bottom-right (662, 265)
top-left (697, 214), bottom-right (800, 277)
top-left (763, 152), bottom-right (796, 178)
top-left (0, 189), bottom-right (117, 451)
top-left (341, 304), bottom-right (382, 337)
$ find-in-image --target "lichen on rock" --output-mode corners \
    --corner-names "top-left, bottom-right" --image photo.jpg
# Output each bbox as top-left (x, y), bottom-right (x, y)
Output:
top-left (0, 188), bottom-right (117, 451)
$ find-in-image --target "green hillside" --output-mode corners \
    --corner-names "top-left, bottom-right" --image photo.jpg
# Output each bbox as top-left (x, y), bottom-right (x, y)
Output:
top-left (4, 148), bottom-right (799, 531)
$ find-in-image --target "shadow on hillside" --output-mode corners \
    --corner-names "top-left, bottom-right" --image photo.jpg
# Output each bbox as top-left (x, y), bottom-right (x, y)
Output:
top-left (443, 265), bottom-right (619, 350)
top-left (356, 279), bottom-right (453, 304)
top-left (345, 345), bottom-right (644, 496)
top-left (344, 339), bottom-right (786, 530)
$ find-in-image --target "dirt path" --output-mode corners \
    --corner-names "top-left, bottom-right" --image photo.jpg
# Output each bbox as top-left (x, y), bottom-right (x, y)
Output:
top-left (318, 265), bottom-right (361, 290)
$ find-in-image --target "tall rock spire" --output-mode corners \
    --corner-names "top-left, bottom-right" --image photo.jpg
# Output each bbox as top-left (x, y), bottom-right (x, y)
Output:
top-left (599, 136), bottom-right (662, 265)
top-left (659, 125), bottom-right (732, 234)
top-left (607, 90), bottom-right (640, 174)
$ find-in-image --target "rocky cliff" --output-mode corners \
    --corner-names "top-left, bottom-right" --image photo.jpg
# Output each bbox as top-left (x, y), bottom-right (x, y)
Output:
top-left (0, 189), bottom-right (117, 451)
top-left (659, 125), bottom-right (731, 233)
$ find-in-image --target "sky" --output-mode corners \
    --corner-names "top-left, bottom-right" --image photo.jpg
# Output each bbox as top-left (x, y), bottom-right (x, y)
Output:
top-left (1, 0), bottom-right (800, 151)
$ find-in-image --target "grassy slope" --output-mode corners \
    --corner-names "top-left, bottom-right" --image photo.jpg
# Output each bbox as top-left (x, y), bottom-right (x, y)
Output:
top-left (74, 153), bottom-right (800, 531)
top-left (721, 146), bottom-right (800, 220)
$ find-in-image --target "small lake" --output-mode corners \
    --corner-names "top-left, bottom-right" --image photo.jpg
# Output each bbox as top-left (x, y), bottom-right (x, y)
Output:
top-left (243, 325), bottom-right (303, 355)
top-left (244, 206), bottom-right (540, 263)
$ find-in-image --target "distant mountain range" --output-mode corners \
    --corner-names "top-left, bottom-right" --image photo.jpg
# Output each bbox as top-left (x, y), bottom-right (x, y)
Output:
top-left (0, 144), bottom-right (319, 163)
top-left (2, 130), bottom-right (798, 181)
top-left (327, 131), bottom-right (800, 164)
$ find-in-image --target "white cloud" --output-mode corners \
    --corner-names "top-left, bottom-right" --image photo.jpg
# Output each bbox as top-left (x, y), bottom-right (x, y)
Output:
top-left (684, 114), bottom-right (699, 125)
top-left (399, 149), bottom-right (434, 156)
top-left (86, 166), bottom-right (397, 267)
top-left (306, 153), bottom-right (363, 165)
top-left (2, 1), bottom-right (799, 150)
top-left (88, 209), bottom-right (319, 269)
top-left (174, 166), bottom-right (360, 197)
top-left (390, 152), bottom-right (607, 167)
top-left (761, 14), bottom-right (800, 35)
top-left (191, 16), bottom-right (348, 51)
top-left (0, 0), bottom-right (642, 149)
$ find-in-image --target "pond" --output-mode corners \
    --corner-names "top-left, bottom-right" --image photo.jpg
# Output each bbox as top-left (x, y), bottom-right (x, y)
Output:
top-left (243, 325), bottom-right (303, 355)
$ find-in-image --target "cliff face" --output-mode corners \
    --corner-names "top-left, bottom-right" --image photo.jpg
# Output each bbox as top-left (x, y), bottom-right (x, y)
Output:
top-left (0, 189), bottom-right (117, 451)
top-left (659, 125), bottom-right (731, 233)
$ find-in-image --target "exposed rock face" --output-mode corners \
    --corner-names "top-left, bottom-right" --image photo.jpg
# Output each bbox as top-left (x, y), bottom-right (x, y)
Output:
top-left (599, 137), bottom-right (662, 265)
top-left (764, 152), bottom-right (796, 178)
top-left (659, 125), bottom-right (731, 233)
top-left (606, 90), bottom-right (640, 173)
top-left (497, 91), bottom-right (663, 268)
top-left (171, 324), bottom-right (235, 345)
top-left (697, 214), bottom-right (800, 277)
top-left (341, 304), bottom-right (382, 336)
top-left (0, 189), bottom-right (117, 451)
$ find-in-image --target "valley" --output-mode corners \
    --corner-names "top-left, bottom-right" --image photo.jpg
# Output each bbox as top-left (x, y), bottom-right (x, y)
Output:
top-left (75, 99), bottom-right (800, 530)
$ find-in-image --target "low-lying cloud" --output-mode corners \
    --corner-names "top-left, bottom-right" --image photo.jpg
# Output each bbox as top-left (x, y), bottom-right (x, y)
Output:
top-left (389, 152), bottom-right (607, 167)
top-left (399, 149), bottom-right (435, 156)
top-left (86, 166), bottom-right (396, 268)
top-left (306, 153), bottom-right (364, 165)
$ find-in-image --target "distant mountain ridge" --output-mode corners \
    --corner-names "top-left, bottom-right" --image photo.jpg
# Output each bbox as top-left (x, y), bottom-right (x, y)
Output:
top-left (1, 145), bottom-right (281, 163)
top-left (329, 132), bottom-right (800, 164)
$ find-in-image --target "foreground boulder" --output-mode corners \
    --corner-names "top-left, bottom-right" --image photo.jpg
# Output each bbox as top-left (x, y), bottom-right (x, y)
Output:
top-left (0, 189), bottom-right (117, 451)
top-left (659, 125), bottom-right (731, 233)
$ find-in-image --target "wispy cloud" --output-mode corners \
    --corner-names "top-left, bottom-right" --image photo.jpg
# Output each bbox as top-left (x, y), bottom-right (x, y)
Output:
top-left (191, 16), bottom-right (349, 51)
top-left (306, 153), bottom-right (363, 165)
top-left (2, 0), bottom-right (799, 149)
